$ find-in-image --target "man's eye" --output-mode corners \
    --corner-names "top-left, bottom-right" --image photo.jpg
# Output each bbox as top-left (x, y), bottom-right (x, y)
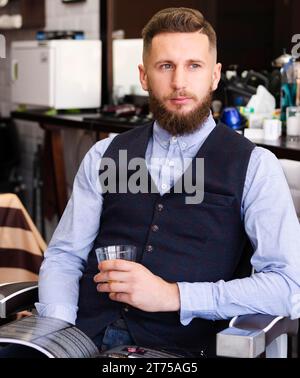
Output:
top-left (161, 64), bottom-right (172, 70)
top-left (190, 64), bottom-right (200, 69)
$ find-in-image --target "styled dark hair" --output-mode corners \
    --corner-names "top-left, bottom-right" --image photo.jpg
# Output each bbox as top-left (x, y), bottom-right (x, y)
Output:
top-left (142, 7), bottom-right (217, 57)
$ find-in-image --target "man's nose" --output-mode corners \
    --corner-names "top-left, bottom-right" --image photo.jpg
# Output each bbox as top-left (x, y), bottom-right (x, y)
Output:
top-left (171, 67), bottom-right (187, 90)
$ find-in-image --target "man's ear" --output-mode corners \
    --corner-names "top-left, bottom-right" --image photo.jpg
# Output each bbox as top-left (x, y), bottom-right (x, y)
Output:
top-left (212, 63), bottom-right (222, 91)
top-left (139, 64), bottom-right (149, 92)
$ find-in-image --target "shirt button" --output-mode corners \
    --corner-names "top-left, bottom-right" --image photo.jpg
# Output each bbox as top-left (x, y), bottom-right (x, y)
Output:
top-left (168, 160), bottom-right (175, 167)
top-left (158, 204), bottom-right (164, 212)
top-left (162, 184), bottom-right (167, 190)
top-left (146, 245), bottom-right (153, 253)
top-left (152, 225), bottom-right (159, 232)
top-left (171, 137), bottom-right (177, 143)
top-left (182, 143), bottom-right (187, 149)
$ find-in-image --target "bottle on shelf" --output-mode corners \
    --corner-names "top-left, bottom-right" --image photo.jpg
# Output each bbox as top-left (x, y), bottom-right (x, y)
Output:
top-left (280, 57), bottom-right (297, 134)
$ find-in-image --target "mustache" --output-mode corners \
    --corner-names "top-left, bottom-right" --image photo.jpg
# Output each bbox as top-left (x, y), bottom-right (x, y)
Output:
top-left (164, 91), bottom-right (197, 101)
top-left (148, 89), bottom-right (213, 136)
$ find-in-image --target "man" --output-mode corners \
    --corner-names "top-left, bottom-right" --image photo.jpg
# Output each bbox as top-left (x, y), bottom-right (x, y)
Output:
top-left (36, 8), bottom-right (300, 357)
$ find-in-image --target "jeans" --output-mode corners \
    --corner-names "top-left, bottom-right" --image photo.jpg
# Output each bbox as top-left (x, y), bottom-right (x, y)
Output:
top-left (93, 318), bottom-right (135, 353)
top-left (100, 322), bottom-right (135, 352)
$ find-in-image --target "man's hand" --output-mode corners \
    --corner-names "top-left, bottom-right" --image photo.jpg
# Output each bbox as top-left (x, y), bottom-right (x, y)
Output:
top-left (93, 260), bottom-right (180, 313)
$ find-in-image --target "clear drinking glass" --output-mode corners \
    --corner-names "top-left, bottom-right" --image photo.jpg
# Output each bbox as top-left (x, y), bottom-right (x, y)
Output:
top-left (95, 245), bottom-right (137, 263)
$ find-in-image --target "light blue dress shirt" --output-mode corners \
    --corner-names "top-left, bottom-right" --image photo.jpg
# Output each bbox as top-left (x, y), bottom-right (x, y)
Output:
top-left (36, 115), bottom-right (300, 326)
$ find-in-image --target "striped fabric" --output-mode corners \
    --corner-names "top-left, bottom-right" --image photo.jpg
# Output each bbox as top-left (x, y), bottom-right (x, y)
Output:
top-left (0, 193), bottom-right (46, 283)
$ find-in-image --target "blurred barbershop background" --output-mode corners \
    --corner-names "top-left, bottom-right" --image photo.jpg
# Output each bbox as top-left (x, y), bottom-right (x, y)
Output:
top-left (0, 0), bottom-right (300, 357)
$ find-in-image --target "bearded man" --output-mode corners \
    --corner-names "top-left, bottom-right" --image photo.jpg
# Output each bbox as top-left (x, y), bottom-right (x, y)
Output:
top-left (36, 8), bottom-right (300, 358)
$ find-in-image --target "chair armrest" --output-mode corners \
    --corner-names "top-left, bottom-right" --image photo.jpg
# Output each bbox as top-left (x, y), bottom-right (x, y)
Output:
top-left (216, 314), bottom-right (298, 358)
top-left (0, 282), bottom-right (38, 318)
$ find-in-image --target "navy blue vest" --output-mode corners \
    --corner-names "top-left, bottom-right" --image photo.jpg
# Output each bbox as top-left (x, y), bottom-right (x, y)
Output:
top-left (76, 123), bottom-right (255, 357)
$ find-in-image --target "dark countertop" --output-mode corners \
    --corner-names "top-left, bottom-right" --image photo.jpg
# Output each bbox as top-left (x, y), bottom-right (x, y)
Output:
top-left (247, 137), bottom-right (300, 161)
top-left (11, 110), bottom-right (152, 134)
top-left (11, 109), bottom-right (300, 161)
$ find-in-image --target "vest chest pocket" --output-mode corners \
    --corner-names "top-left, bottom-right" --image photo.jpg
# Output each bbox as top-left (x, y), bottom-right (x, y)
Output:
top-left (202, 192), bottom-right (236, 207)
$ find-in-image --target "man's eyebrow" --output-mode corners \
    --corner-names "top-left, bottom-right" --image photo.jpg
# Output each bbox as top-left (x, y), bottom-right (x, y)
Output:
top-left (188, 59), bottom-right (206, 65)
top-left (154, 59), bottom-right (206, 66)
top-left (154, 60), bottom-right (173, 65)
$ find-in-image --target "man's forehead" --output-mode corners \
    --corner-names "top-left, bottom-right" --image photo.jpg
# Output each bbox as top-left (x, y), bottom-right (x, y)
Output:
top-left (149, 32), bottom-right (211, 60)
top-left (149, 32), bottom-right (210, 56)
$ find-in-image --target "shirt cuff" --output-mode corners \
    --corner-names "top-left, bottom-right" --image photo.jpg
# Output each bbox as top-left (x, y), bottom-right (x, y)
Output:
top-left (35, 302), bottom-right (78, 325)
top-left (177, 282), bottom-right (216, 326)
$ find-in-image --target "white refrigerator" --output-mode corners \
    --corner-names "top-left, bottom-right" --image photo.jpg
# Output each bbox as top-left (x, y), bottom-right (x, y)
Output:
top-left (11, 40), bottom-right (102, 110)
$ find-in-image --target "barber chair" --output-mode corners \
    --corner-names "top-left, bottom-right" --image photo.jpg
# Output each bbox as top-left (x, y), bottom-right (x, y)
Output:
top-left (215, 159), bottom-right (300, 358)
top-left (0, 281), bottom-right (298, 358)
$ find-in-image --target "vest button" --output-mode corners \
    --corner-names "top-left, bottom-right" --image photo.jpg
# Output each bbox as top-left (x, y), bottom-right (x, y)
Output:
top-left (152, 225), bottom-right (159, 232)
top-left (157, 204), bottom-right (164, 212)
top-left (124, 306), bottom-right (129, 313)
top-left (146, 245), bottom-right (153, 253)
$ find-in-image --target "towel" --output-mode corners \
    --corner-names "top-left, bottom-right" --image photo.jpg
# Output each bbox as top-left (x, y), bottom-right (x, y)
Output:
top-left (0, 193), bottom-right (46, 283)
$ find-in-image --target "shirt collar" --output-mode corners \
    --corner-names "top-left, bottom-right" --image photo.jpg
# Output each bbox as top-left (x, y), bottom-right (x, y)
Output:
top-left (153, 113), bottom-right (216, 151)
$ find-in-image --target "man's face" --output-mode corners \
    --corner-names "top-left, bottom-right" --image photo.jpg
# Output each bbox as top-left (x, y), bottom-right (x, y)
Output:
top-left (139, 32), bottom-right (222, 134)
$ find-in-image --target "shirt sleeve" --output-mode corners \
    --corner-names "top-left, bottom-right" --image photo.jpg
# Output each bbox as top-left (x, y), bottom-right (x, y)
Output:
top-left (36, 136), bottom-right (116, 324)
top-left (178, 147), bottom-right (300, 326)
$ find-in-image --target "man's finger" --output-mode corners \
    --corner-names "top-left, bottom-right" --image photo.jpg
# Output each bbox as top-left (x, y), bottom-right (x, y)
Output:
top-left (109, 292), bottom-right (131, 304)
top-left (94, 271), bottom-right (130, 283)
top-left (97, 282), bottom-right (130, 293)
top-left (100, 259), bottom-right (136, 272)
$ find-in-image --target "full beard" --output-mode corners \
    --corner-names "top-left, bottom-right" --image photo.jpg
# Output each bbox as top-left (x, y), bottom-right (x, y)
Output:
top-left (148, 89), bottom-right (213, 136)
